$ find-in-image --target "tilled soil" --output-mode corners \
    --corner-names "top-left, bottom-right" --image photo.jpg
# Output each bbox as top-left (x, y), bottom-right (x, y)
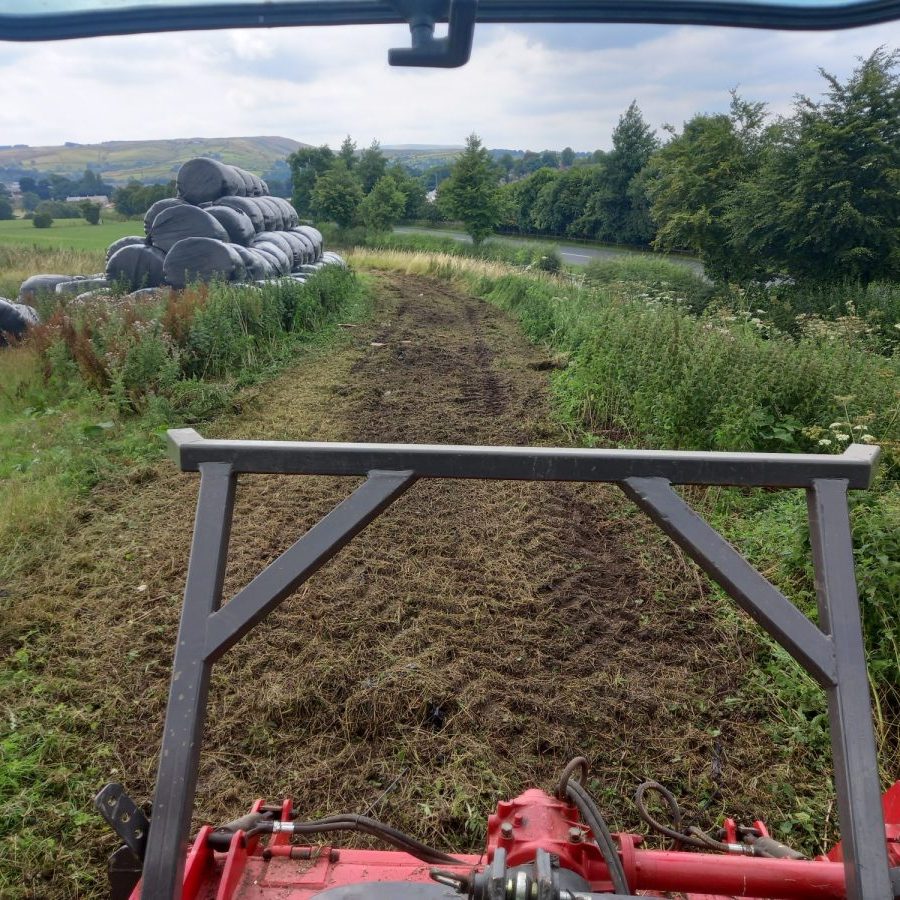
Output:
top-left (5, 273), bottom-right (798, 894)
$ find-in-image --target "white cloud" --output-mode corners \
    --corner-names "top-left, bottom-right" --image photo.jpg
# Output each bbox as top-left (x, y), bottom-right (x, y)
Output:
top-left (0, 20), bottom-right (895, 151)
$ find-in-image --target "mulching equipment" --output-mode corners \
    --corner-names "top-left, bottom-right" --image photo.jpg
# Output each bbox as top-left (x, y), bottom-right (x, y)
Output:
top-left (94, 430), bottom-right (900, 899)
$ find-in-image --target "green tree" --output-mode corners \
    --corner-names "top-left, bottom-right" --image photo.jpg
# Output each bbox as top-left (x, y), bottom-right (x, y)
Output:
top-left (560, 146), bottom-right (576, 168)
top-left (338, 135), bottom-right (357, 169)
top-left (311, 160), bottom-right (363, 228)
top-left (439, 134), bottom-right (501, 244)
top-left (32, 212), bottom-right (53, 228)
top-left (358, 175), bottom-right (406, 231)
top-left (387, 163), bottom-right (428, 220)
top-left (81, 201), bottom-right (102, 225)
top-left (0, 197), bottom-right (12, 220)
top-left (289, 145), bottom-right (335, 218)
top-left (581, 101), bottom-right (659, 244)
top-left (729, 48), bottom-right (900, 282)
top-left (21, 191), bottom-right (40, 212)
top-left (357, 141), bottom-right (387, 194)
top-left (646, 97), bottom-right (765, 279)
top-left (498, 152), bottom-right (515, 183)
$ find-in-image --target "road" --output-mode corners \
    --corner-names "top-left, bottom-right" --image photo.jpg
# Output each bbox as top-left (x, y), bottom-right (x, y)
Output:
top-left (394, 226), bottom-right (705, 275)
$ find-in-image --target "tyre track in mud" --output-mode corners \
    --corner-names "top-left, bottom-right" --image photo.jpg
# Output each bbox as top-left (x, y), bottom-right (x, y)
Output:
top-left (6, 272), bottom-right (789, 895)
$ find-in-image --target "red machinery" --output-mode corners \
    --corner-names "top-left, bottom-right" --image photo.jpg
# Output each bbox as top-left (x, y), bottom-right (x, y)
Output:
top-left (101, 766), bottom-right (900, 900)
top-left (88, 431), bottom-right (898, 900)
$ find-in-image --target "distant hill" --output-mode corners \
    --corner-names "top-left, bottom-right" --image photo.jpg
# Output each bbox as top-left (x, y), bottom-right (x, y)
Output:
top-left (0, 136), bottom-right (306, 184)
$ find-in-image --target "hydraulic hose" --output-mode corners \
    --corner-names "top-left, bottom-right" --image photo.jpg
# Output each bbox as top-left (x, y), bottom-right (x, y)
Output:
top-left (556, 758), bottom-right (630, 895)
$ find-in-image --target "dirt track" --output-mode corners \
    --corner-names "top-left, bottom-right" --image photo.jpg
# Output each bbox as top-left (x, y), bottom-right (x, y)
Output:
top-left (8, 273), bottom-right (797, 893)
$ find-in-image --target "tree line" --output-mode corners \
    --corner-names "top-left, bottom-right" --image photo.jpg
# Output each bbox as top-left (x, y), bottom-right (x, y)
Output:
top-left (423, 47), bottom-right (899, 285)
top-left (289, 137), bottom-right (430, 232)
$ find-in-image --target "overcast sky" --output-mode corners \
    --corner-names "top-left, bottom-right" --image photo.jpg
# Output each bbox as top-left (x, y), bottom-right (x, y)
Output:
top-left (0, 20), bottom-right (896, 151)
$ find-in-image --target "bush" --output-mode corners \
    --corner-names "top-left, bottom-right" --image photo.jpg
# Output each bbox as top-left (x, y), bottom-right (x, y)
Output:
top-left (32, 213), bottom-right (53, 229)
top-left (533, 249), bottom-right (562, 273)
top-left (81, 202), bottom-right (102, 225)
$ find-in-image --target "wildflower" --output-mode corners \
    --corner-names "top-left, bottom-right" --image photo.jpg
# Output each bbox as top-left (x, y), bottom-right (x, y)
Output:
top-left (829, 422), bottom-right (844, 429)
top-left (834, 433), bottom-right (851, 442)
top-left (818, 438), bottom-right (833, 446)
top-left (861, 434), bottom-right (877, 444)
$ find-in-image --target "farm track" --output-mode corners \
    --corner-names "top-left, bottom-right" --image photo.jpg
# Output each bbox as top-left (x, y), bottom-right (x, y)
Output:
top-left (7, 272), bottom-right (794, 895)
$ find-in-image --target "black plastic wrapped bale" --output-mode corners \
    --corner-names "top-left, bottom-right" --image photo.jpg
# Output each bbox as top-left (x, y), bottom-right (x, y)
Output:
top-left (231, 245), bottom-right (273, 281)
top-left (235, 168), bottom-right (257, 197)
top-left (163, 238), bottom-right (247, 288)
top-left (0, 297), bottom-right (39, 345)
top-left (279, 231), bottom-right (309, 269)
top-left (289, 230), bottom-right (316, 264)
top-left (107, 244), bottom-right (166, 291)
top-left (56, 277), bottom-right (109, 295)
top-left (216, 196), bottom-right (265, 233)
top-left (271, 197), bottom-right (300, 229)
top-left (249, 239), bottom-right (292, 276)
top-left (322, 251), bottom-right (348, 269)
top-left (296, 225), bottom-right (324, 259)
top-left (176, 158), bottom-right (248, 205)
top-left (205, 205), bottom-right (256, 246)
top-left (249, 246), bottom-right (285, 278)
top-left (106, 235), bottom-right (147, 261)
top-left (149, 204), bottom-right (229, 252)
top-left (143, 197), bottom-right (185, 234)
top-left (18, 274), bottom-right (80, 302)
top-left (254, 231), bottom-right (295, 263)
top-left (252, 197), bottom-right (280, 232)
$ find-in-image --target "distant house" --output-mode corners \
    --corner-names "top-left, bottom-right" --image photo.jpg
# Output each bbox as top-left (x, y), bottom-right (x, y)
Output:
top-left (66, 195), bottom-right (112, 207)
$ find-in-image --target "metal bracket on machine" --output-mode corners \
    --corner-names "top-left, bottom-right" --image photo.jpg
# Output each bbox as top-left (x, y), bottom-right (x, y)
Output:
top-left (388, 0), bottom-right (477, 67)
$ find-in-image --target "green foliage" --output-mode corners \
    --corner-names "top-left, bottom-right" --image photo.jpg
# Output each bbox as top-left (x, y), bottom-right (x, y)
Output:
top-left (728, 48), bottom-right (900, 283)
top-left (439, 134), bottom-right (502, 245)
top-left (112, 180), bottom-right (176, 217)
top-left (338, 135), bottom-right (357, 168)
top-left (80, 202), bottom-right (101, 225)
top-left (580, 101), bottom-right (659, 244)
top-left (35, 199), bottom-right (84, 220)
top-left (32, 213), bottom-right (52, 229)
top-left (0, 197), bottom-right (12, 220)
top-left (645, 96), bottom-right (766, 281)
top-left (358, 175), bottom-right (407, 232)
top-left (288, 144), bottom-right (335, 217)
top-left (311, 160), bottom-right (364, 228)
top-left (357, 140), bottom-right (388, 194)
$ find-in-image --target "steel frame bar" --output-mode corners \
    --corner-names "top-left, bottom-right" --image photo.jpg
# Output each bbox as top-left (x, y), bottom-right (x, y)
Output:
top-left (140, 430), bottom-right (890, 899)
top-left (2, 0), bottom-right (899, 42)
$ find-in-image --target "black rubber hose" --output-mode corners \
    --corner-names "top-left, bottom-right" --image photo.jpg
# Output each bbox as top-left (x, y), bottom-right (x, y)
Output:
top-left (634, 781), bottom-right (720, 851)
top-left (247, 814), bottom-right (463, 866)
top-left (565, 779), bottom-right (631, 895)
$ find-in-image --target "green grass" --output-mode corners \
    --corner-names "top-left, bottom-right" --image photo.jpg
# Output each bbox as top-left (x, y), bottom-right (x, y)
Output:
top-left (0, 218), bottom-right (141, 253)
top-left (0, 268), bottom-right (370, 895)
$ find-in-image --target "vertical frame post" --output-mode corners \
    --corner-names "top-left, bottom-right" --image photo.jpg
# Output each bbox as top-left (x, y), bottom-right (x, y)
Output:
top-left (141, 462), bottom-right (237, 900)
top-left (808, 478), bottom-right (892, 900)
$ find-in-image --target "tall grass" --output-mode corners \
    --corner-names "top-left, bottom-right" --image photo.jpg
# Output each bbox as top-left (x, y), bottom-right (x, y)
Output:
top-left (0, 245), bottom-right (105, 300)
top-left (0, 269), bottom-right (364, 581)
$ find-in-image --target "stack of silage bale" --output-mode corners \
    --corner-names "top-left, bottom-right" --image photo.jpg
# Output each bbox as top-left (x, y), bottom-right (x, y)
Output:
top-left (106, 157), bottom-right (342, 291)
top-left (4, 158), bottom-right (345, 346)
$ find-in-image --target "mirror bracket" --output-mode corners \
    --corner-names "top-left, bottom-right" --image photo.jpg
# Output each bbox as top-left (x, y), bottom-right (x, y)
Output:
top-left (388, 0), bottom-right (477, 67)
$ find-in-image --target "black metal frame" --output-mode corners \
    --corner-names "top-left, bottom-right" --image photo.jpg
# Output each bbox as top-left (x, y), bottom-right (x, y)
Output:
top-left (2, 0), bottom-right (900, 45)
top-left (140, 427), bottom-right (891, 899)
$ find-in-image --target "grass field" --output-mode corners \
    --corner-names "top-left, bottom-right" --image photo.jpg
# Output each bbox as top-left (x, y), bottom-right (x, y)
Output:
top-left (0, 218), bottom-right (140, 252)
